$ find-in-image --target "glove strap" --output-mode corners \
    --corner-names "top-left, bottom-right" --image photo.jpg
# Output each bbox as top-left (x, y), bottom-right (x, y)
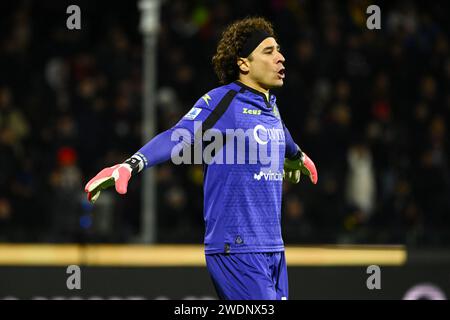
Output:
top-left (289, 145), bottom-right (304, 163)
top-left (124, 155), bottom-right (145, 175)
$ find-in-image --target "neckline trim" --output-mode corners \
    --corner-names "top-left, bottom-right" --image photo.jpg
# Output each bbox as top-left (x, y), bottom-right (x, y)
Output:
top-left (233, 81), bottom-right (272, 108)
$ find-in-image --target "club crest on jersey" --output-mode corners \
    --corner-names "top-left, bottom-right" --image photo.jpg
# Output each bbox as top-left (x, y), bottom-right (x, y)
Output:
top-left (272, 104), bottom-right (281, 119)
top-left (184, 107), bottom-right (202, 120)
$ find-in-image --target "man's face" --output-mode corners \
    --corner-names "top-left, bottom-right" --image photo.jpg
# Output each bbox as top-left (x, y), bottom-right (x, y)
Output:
top-left (240, 37), bottom-right (286, 90)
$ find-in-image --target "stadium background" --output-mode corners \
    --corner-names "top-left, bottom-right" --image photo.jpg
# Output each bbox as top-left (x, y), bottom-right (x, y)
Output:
top-left (0, 0), bottom-right (449, 299)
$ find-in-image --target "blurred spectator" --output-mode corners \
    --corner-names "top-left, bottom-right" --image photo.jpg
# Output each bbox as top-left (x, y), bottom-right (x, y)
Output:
top-left (0, 197), bottom-right (13, 241)
top-left (345, 142), bottom-right (376, 221)
top-left (47, 147), bottom-right (83, 241)
top-left (0, 86), bottom-right (30, 154)
top-left (0, 0), bottom-right (448, 246)
top-left (282, 193), bottom-right (313, 243)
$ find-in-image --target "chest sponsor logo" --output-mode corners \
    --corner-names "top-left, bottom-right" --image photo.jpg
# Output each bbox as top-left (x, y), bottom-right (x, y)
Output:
top-left (253, 170), bottom-right (283, 181)
top-left (253, 125), bottom-right (285, 145)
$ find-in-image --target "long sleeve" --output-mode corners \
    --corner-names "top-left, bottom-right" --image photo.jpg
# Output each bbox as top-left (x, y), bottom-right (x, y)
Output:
top-left (282, 121), bottom-right (301, 159)
top-left (135, 129), bottom-right (186, 168)
top-left (130, 89), bottom-right (227, 170)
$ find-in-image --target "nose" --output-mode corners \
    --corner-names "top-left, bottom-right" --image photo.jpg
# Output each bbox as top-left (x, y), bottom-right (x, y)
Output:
top-left (276, 51), bottom-right (285, 64)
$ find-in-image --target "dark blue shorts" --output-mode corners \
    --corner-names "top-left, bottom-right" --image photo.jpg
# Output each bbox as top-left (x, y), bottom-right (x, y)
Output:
top-left (205, 252), bottom-right (288, 300)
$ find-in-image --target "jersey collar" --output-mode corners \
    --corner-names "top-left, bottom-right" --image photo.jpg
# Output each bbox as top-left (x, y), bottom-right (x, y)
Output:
top-left (233, 81), bottom-right (274, 109)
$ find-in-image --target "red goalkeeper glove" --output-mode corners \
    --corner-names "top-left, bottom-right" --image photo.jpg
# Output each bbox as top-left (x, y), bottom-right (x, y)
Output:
top-left (84, 156), bottom-right (143, 203)
top-left (284, 151), bottom-right (318, 185)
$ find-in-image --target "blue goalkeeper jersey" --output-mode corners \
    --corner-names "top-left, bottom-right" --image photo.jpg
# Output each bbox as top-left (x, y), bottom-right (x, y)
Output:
top-left (137, 81), bottom-right (299, 254)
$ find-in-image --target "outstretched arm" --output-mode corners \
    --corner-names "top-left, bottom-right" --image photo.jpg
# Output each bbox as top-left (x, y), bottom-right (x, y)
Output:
top-left (84, 89), bottom-right (227, 203)
top-left (84, 129), bottom-right (185, 203)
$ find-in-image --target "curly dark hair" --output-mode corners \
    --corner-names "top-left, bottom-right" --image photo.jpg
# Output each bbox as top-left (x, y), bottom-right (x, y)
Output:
top-left (212, 17), bottom-right (275, 84)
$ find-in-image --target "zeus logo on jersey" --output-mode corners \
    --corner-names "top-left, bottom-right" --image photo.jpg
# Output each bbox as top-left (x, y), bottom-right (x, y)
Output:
top-left (243, 108), bottom-right (261, 115)
top-left (253, 125), bottom-right (285, 145)
top-left (253, 170), bottom-right (283, 181)
top-left (183, 107), bottom-right (202, 120)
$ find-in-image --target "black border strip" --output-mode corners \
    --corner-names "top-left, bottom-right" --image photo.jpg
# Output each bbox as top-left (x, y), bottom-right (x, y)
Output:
top-left (202, 90), bottom-right (238, 132)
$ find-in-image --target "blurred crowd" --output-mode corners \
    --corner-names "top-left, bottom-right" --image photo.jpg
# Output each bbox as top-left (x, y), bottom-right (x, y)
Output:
top-left (0, 0), bottom-right (449, 246)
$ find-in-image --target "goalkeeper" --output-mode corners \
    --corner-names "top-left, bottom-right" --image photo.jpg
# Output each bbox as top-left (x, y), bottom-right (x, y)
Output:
top-left (85, 17), bottom-right (317, 300)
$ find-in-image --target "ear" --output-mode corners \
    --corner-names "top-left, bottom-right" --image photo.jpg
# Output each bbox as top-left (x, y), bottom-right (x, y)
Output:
top-left (237, 58), bottom-right (250, 73)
